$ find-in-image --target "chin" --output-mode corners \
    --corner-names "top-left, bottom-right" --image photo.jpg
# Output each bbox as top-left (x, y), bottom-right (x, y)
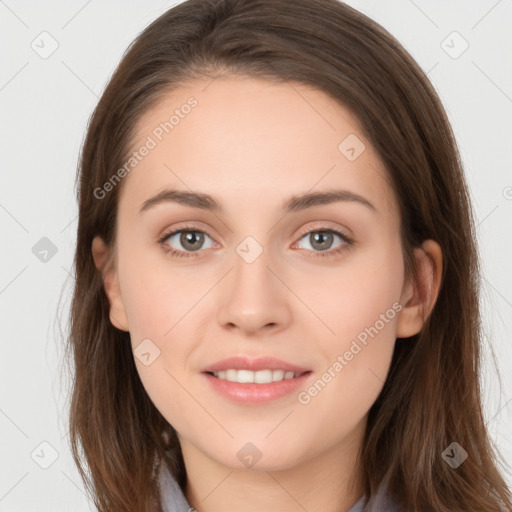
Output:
top-left (210, 441), bottom-right (307, 472)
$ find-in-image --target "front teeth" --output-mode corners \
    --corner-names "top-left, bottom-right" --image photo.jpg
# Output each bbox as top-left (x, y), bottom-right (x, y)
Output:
top-left (212, 369), bottom-right (299, 383)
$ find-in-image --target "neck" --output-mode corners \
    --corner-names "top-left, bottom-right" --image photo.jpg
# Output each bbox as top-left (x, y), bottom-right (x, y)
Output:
top-left (180, 418), bottom-right (366, 512)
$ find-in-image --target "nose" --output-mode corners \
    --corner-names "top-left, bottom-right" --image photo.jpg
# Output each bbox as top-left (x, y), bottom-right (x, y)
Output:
top-left (216, 245), bottom-right (292, 336)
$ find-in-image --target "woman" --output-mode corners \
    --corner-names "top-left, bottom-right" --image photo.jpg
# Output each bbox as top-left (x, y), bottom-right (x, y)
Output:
top-left (66, 0), bottom-right (512, 510)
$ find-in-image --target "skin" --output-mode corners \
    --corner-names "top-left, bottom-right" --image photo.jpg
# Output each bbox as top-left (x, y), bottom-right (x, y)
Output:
top-left (92, 75), bottom-right (442, 512)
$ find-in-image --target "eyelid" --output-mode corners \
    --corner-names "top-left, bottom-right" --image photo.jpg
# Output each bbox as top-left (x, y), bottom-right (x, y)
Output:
top-left (156, 222), bottom-right (216, 243)
top-left (294, 222), bottom-right (353, 239)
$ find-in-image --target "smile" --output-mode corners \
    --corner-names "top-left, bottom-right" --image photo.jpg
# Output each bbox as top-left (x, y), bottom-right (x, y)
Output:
top-left (203, 370), bottom-right (313, 404)
top-left (209, 369), bottom-right (306, 384)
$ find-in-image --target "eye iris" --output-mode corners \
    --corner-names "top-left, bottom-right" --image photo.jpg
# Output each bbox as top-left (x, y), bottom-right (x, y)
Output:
top-left (311, 231), bottom-right (333, 251)
top-left (181, 231), bottom-right (204, 251)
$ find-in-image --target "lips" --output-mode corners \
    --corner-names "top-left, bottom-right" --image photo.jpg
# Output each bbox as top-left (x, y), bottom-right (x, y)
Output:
top-left (201, 356), bottom-right (311, 374)
top-left (202, 370), bottom-right (313, 403)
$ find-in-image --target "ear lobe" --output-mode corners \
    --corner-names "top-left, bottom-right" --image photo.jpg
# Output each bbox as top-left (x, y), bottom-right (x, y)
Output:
top-left (396, 239), bottom-right (443, 338)
top-left (91, 236), bottom-right (130, 332)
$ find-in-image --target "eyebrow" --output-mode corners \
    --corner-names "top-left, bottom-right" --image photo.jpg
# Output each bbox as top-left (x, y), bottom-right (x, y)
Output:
top-left (139, 188), bottom-right (377, 215)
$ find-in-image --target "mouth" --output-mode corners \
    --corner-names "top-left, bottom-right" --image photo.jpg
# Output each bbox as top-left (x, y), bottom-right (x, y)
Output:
top-left (204, 369), bottom-right (311, 384)
top-left (202, 370), bottom-right (313, 403)
top-left (200, 356), bottom-right (313, 403)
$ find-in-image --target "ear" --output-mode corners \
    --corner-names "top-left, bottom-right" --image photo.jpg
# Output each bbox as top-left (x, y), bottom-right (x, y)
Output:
top-left (91, 236), bottom-right (130, 332)
top-left (396, 239), bottom-right (443, 338)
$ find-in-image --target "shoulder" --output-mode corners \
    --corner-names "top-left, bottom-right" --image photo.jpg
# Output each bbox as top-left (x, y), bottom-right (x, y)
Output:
top-left (157, 461), bottom-right (192, 512)
top-left (348, 479), bottom-right (403, 512)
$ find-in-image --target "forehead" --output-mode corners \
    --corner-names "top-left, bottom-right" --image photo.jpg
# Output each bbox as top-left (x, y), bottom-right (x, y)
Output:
top-left (119, 75), bottom-right (397, 220)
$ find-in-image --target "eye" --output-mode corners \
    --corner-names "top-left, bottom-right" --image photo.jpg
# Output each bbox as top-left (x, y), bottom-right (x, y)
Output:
top-left (293, 227), bottom-right (354, 259)
top-left (158, 225), bottom-right (216, 259)
top-left (158, 224), bottom-right (354, 260)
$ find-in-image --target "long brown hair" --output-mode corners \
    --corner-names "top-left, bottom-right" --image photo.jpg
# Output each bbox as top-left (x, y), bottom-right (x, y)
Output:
top-left (63, 0), bottom-right (512, 510)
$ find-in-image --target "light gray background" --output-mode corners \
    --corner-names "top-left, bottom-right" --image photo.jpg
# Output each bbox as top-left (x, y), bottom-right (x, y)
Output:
top-left (1, 1), bottom-right (511, 510)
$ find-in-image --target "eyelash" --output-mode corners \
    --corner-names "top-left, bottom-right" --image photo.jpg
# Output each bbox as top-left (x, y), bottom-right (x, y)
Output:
top-left (157, 224), bottom-right (354, 260)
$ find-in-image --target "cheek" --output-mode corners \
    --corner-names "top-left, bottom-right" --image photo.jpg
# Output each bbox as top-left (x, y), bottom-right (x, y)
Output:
top-left (118, 243), bottom-right (203, 340)
top-left (297, 239), bottom-right (404, 348)
top-left (116, 248), bottom-right (210, 418)
top-left (297, 242), bottom-right (403, 404)
top-left (120, 274), bottom-right (200, 429)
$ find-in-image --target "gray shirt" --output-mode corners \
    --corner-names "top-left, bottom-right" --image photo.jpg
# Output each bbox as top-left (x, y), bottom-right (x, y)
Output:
top-left (157, 462), bottom-right (402, 511)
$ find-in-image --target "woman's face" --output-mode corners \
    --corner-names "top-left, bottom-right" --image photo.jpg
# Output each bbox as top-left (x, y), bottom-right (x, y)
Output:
top-left (94, 76), bottom-right (425, 471)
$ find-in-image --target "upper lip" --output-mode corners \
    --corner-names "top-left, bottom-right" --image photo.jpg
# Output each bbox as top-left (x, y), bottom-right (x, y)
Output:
top-left (201, 356), bottom-right (311, 374)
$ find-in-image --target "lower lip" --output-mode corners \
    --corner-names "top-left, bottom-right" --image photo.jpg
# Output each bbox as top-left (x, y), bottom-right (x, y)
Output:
top-left (202, 372), bottom-right (313, 404)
